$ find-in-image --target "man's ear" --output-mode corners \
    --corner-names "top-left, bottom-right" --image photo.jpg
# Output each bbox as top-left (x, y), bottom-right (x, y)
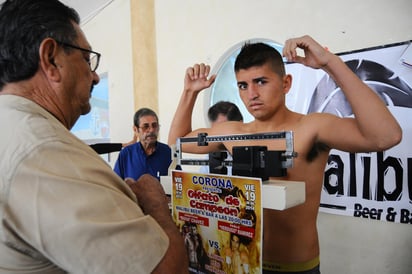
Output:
top-left (38, 38), bottom-right (62, 82)
top-left (283, 74), bottom-right (292, 94)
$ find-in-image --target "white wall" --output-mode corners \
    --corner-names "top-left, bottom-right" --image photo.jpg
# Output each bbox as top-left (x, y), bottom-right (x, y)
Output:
top-left (83, 0), bottom-right (135, 148)
top-left (83, 0), bottom-right (412, 273)
top-left (318, 213), bottom-right (412, 273)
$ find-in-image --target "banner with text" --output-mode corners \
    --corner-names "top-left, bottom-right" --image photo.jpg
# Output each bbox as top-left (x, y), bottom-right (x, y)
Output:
top-left (285, 41), bottom-right (412, 224)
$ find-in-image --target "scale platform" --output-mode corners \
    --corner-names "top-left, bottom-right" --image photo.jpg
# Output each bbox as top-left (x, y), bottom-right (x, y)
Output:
top-left (160, 175), bottom-right (305, 211)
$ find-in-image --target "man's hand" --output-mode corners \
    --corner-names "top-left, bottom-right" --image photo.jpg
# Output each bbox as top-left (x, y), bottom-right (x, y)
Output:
top-left (168, 63), bottom-right (216, 147)
top-left (125, 174), bottom-right (169, 216)
top-left (184, 63), bottom-right (216, 94)
top-left (283, 35), bottom-right (333, 69)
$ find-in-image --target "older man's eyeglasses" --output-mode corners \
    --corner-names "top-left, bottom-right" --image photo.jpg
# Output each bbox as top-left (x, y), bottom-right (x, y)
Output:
top-left (55, 40), bottom-right (101, 72)
top-left (138, 122), bottom-right (159, 131)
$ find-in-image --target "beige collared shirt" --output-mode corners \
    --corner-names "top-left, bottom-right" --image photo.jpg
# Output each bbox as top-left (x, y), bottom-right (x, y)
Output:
top-left (0, 95), bottom-right (168, 273)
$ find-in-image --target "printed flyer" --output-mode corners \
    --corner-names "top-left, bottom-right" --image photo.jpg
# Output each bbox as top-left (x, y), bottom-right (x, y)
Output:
top-left (172, 170), bottom-right (262, 274)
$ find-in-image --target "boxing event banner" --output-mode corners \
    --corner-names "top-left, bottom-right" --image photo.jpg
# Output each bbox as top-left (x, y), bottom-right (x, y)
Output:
top-left (172, 170), bottom-right (262, 274)
top-left (285, 41), bottom-right (412, 225)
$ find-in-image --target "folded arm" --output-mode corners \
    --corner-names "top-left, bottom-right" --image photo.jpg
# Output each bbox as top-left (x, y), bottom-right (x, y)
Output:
top-left (284, 35), bottom-right (402, 152)
top-left (126, 175), bottom-right (189, 274)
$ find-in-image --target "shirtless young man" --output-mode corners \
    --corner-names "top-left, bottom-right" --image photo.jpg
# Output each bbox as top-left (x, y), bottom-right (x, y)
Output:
top-left (168, 35), bottom-right (402, 273)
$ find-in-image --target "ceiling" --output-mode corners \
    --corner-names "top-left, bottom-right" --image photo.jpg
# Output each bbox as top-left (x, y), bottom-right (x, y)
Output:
top-left (0, 0), bottom-right (113, 25)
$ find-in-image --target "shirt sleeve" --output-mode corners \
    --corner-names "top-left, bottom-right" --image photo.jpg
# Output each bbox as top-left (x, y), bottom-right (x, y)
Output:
top-left (6, 141), bottom-right (169, 274)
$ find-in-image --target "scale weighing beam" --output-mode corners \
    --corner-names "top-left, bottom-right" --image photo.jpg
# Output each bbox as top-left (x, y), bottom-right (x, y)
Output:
top-left (165, 131), bottom-right (305, 211)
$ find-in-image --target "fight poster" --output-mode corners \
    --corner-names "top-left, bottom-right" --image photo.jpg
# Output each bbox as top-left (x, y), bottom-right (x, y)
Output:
top-left (172, 170), bottom-right (262, 274)
top-left (285, 41), bottom-right (412, 224)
